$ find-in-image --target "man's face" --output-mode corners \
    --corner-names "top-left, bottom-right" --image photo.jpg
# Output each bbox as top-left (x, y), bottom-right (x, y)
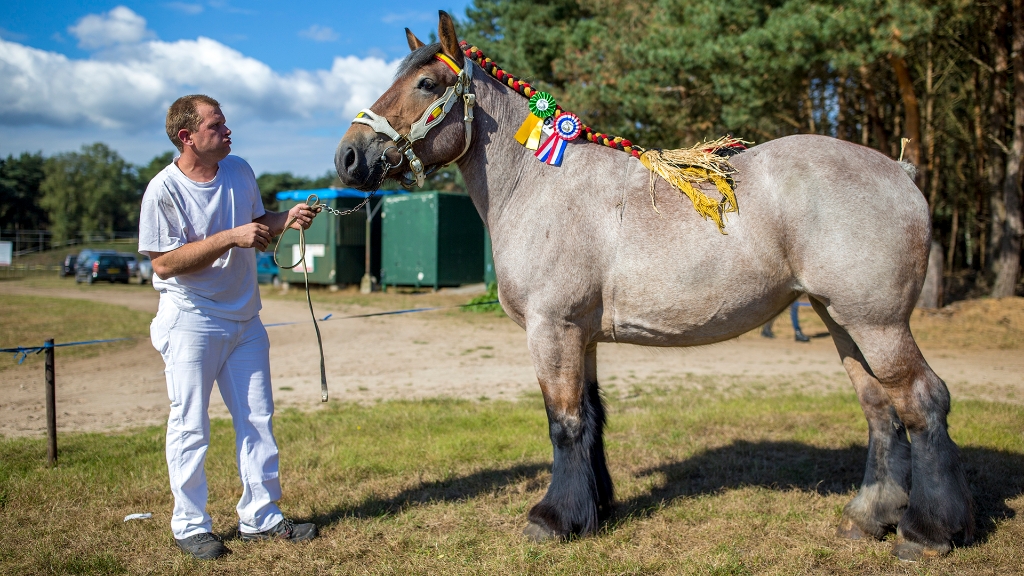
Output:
top-left (182, 104), bottom-right (231, 160)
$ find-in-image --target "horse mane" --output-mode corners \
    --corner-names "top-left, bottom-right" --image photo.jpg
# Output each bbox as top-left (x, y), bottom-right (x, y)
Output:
top-left (461, 41), bottom-right (745, 233)
top-left (395, 43), bottom-right (443, 80)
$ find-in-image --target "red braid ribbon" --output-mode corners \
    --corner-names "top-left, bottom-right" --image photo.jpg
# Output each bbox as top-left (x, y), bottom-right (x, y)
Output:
top-left (460, 40), bottom-right (643, 158)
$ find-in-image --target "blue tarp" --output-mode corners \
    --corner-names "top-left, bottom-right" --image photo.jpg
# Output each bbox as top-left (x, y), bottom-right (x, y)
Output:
top-left (274, 188), bottom-right (407, 201)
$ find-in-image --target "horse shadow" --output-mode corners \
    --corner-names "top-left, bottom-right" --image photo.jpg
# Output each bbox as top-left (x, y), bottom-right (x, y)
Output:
top-left (614, 440), bottom-right (1022, 543)
top-left (309, 441), bottom-right (1021, 544)
top-left (311, 462), bottom-right (548, 526)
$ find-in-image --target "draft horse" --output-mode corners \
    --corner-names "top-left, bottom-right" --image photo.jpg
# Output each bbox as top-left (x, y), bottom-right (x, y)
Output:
top-left (334, 11), bottom-right (974, 561)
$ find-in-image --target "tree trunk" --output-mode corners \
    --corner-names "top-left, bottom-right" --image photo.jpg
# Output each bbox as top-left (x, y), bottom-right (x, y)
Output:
top-left (993, 0), bottom-right (1024, 297)
top-left (890, 53), bottom-right (924, 189)
top-left (859, 65), bottom-right (888, 151)
top-left (989, 1), bottom-right (1011, 276)
top-left (917, 240), bottom-right (945, 309)
top-left (925, 42), bottom-right (937, 212)
top-left (974, 65), bottom-right (989, 274)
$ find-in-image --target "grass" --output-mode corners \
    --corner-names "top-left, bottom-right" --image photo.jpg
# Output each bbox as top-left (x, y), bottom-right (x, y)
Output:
top-left (0, 388), bottom-right (1021, 575)
top-left (0, 294), bottom-right (152, 370)
top-left (464, 282), bottom-right (505, 315)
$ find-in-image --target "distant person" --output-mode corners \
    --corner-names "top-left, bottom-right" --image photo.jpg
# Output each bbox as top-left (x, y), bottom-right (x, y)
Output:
top-left (139, 94), bottom-right (320, 560)
top-left (761, 301), bottom-right (810, 342)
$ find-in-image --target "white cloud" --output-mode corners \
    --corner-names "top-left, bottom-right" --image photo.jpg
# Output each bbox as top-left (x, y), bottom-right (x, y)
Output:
top-left (299, 25), bottom-right (339, 43)
top-left (69, 6), bottom-right (154, 50)
top-left (0, 7), bottom-right (404, 175)
top-left (207, 1), bottom-right (254, 16)
top-left (165, 2), bottom-right (204, 15)
top-left (0, 33), bottom-right (398, 132)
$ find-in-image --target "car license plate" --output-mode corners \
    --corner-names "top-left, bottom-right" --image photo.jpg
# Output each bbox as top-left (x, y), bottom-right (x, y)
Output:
top-left (107, 268), bottom-right (120, 274)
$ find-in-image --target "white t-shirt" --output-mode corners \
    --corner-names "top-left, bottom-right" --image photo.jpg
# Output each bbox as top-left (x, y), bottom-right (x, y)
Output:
top-left (138, 155), bottom-right (266, 321)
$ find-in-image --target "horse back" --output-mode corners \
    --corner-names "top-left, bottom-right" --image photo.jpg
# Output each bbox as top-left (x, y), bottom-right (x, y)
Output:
top-left (604, 134), bottom-right (928, 345)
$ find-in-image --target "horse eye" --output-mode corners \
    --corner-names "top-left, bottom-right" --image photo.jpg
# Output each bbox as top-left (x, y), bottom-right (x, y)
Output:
top-left (417, 78), bottom-right (436, 91)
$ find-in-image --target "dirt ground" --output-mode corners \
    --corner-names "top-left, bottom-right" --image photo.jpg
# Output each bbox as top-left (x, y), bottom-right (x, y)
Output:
top-left (1, 281), bottom-right (1022, 438)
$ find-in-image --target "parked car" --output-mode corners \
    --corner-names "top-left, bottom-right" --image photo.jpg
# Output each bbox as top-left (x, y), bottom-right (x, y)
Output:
top-left (73, 249), bottom-right (110, 274)
top-left (136, 254), bottom-right (153, 284)
top-left (75, 252), bottom-right (130, 284)
top-left (118, 252), bottom-right (138, 277)
top-left (256, 252), bottom-right (280, 286)
top-left (60, 253), bottom-right (78, 277)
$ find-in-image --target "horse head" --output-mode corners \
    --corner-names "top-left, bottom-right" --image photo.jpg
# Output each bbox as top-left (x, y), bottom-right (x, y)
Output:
top-left (335, 11), bottom-right (473, 190)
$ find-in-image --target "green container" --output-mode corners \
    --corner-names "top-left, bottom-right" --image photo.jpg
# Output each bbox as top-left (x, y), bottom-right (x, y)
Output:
top-left (380, 192), bottom-right (484, 289)
top-left (484, 228), bottom-right (496, 286)
top-left (276, 195), bottom-right (373, 285)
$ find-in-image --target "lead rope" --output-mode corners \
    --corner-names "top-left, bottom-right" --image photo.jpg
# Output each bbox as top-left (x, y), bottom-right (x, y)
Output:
top-left (272, 154), bottom-right (394, 402)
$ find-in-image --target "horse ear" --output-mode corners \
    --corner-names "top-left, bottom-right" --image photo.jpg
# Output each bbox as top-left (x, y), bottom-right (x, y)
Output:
top-left (405, 28), bottom-right (425, 51)
top-left (437, 10), bottom-right (464, 67)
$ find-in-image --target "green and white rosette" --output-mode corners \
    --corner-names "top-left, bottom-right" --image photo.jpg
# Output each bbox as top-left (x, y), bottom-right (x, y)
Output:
top-left (528, 92), bottom-right (557, 119)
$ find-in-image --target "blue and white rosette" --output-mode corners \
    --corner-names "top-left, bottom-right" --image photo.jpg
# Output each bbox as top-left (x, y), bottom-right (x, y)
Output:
top-left (535, 112), bottom-right (581, 166)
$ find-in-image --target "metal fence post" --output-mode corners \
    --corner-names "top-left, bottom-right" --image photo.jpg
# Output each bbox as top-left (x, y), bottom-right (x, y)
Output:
top-left (45, 338), bottom-right (57, 467)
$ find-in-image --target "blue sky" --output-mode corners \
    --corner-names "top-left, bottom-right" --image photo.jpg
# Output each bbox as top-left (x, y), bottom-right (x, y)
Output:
top-left (0, 1), bottom-right (473, 177)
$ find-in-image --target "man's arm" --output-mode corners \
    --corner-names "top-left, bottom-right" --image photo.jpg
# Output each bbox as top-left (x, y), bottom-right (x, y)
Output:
top-left (254, 203), bottom-right (317, 236)
top-left (150, 203), bottom-right (317, 279)
top-left (150, 223), bottom-right (272, 279)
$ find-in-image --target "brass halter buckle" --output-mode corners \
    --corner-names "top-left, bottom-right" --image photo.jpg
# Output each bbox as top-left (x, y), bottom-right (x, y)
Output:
top-left (351, 55), bottom-right (475, 189)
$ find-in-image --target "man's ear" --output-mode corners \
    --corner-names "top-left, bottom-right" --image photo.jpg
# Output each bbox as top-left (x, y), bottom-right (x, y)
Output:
top-left (437, 11), bottom-right (464, 67)
top-left (177, 128), bottom-right (192, 147)
top-left (405, 28), bottom-right (426, 51)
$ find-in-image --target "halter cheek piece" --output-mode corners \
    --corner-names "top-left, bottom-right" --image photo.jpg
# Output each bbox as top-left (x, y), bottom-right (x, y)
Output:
top-left (351, 53), bottom-right (475, 188)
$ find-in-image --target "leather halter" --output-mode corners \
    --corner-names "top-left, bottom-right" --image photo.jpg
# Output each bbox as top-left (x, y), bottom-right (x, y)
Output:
top-left (351, 53), bottom-right (476, 188)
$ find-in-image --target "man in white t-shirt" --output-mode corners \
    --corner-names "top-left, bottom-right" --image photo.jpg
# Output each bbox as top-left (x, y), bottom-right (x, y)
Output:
top-left (139, 94), bottom-right (319, 560)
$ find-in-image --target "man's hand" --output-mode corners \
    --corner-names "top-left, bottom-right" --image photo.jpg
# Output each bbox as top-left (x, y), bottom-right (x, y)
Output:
top-left (150, 222), bottom-right (266, 278)
top-left (288, 203), bottom-right (319, 231)
top-left (232, 222), bottom-right (273, 251)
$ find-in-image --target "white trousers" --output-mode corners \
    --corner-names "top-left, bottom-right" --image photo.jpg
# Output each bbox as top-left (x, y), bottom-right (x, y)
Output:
top-left (151, 302), bottom-right (284, 539)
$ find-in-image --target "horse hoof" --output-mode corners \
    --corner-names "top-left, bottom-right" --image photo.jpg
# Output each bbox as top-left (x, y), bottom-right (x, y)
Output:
top-left (892, 535), bottom-right (949, 562)
top-left (836, 517), bottom-right (871, 540)
top-left (523, 521), bottom-right (560, 542)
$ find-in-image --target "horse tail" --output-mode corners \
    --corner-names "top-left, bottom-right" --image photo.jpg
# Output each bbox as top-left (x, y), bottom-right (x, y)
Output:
top-left (898, 161), bottom-right (918, 181)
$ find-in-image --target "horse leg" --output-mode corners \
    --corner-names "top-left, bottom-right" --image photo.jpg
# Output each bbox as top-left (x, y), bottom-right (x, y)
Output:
top-left (523, 325), bottom-right (613, 541)
top-left (810, 299), bottom-right (911, 539)
top-left (831, 313), bottom-right (974, 559)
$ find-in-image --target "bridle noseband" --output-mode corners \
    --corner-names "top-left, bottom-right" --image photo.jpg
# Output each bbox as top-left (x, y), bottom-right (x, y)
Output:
top-left (351, 53), bottom-right (475, 188)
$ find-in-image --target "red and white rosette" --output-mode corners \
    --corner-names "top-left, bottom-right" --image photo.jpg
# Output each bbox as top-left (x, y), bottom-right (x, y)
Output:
top-left (535, 112), bottom-right (581, 166)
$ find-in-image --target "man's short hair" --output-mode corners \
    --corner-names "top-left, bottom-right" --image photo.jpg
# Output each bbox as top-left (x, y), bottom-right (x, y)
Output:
top-left (166, 95), bottom-right (221, 152)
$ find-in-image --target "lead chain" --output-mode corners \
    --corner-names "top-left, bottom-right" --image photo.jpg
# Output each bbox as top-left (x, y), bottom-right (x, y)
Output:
top-left (271, 155), bottom-right (396, 402)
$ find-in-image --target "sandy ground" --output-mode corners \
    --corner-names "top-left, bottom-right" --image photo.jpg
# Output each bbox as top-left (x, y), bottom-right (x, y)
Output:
top-left (1, 282), bottom-right (1022, 438)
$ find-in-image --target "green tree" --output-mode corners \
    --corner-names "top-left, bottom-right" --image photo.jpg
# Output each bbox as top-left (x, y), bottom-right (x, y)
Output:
top-left (255, 171), bottom-right (341, 211)
top-left (0, 152), bottom-right (47, 231)
top-left (458, 0), bottom-right (1020, 298)
top-left (137, 151), bottom-right (175, 186)
top-left (40, 143), bottom-right (140, 244)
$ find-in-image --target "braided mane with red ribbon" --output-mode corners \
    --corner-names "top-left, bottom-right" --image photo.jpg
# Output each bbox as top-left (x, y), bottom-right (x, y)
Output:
top-left (459, 41), bottom-right (748, 233)
top-left (461, 41), bottom-right (649, 158)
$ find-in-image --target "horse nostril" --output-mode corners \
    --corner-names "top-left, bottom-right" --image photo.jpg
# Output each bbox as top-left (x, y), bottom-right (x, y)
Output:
top-left (344, 147), bottom-right (357, 173)
top-left (335, 142), bottom-right (363, 182)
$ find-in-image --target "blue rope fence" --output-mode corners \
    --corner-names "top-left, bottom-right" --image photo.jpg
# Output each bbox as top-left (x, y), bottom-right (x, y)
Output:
top-left (0, 338), bottom-right (132, 364)
top-left (1, 300), bottom-right (500, 363)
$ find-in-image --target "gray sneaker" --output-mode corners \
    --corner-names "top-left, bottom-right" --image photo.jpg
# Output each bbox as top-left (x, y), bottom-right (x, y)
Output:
top-left (239, 518), bottom-right (318, 543)
top-left (174, 532), bottom-right (229, 560)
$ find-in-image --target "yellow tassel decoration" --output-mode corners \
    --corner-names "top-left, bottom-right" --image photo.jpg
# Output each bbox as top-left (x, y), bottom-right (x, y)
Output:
top-left (638, 136), bottom-right (747, 234)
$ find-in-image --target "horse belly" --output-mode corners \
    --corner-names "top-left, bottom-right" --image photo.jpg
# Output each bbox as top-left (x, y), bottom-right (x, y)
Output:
top-left (604, 181), bottom-right (794, 347)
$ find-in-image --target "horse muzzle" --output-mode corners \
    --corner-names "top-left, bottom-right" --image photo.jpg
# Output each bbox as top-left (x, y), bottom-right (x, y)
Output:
top-left (335, 133), bottom-right (398, 191)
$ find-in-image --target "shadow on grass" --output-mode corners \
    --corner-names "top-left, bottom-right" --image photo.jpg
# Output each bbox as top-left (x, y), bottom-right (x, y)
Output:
top-left (615, 440), bottom-right (1022, 544)
top-left (308, 439), bottom-right (1021, 546)
top-left (313, 462), bottom-right (548, 527)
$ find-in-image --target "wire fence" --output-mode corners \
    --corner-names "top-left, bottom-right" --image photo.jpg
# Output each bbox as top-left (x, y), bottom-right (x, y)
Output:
top-left (0, 230), bottom-right (139, 257)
